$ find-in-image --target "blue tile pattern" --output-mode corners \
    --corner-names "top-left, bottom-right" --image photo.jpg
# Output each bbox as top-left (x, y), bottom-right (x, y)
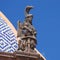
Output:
top-left (0, 17), bottom-right (18, 53)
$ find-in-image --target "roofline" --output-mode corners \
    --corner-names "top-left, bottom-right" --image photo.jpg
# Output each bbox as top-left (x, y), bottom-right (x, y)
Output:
top-left (35, 49), bottom-right (46, 60)
top-left (0, 11), bottom-right (17, 37)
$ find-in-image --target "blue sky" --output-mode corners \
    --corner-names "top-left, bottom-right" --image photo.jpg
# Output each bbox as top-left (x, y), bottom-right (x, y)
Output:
top-left (0, 0), bottom-right (59, 60)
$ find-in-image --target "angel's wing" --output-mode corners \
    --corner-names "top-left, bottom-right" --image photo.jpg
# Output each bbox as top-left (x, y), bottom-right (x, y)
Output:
top-left (0, 11), bottom-right (18, 53)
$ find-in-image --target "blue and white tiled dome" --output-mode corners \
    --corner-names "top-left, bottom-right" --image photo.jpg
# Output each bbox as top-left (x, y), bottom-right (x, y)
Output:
top-left (0, 17), bottom-right (18, 53)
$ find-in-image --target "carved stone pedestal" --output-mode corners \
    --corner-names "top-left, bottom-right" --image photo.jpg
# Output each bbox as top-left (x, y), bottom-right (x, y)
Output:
top-left (15, 50), bottom-right (40, 60)
top-left (0, 51), bottom-right (44, 60)
top-left (0, 52), bottom-right (15, 60)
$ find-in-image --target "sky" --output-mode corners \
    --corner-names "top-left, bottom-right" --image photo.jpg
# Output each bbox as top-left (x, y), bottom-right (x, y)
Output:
top-left (0, 0), bottom-right (59, 60)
